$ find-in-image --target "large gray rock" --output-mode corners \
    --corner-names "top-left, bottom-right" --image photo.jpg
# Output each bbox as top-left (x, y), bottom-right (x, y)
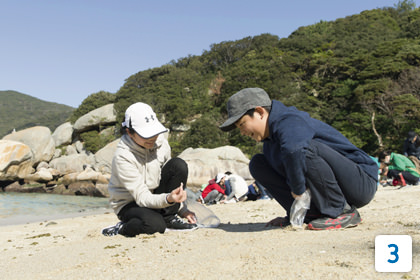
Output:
top-left (0, 140), bottom-right (34, 180)
top-left (94, 138), bottom-right (119, 173)
top-left (49, 153), bottom-right (96, 175)
top-left (73, 104), bottom-right (116, 132)
top-left (25, 167), bottom-right (54, 182)
top-left (74, 140), bottom-right (84, 153)
top-left (178, 145), bottom-right (252, 187)
top-left (76, 166), bottom-right (109, 183)
top-left (65, 145), bottom-right (78, 155)
top-left (2, 126), bottom-right (55, 164)
top-left (57, 169), bottom-right (109, 186)
top-left (52, 148), bottom-right (62, 159)
top-left (50, 180), bottom-right (105, 197)
top-left (52, 122), bottom-right (74, 147)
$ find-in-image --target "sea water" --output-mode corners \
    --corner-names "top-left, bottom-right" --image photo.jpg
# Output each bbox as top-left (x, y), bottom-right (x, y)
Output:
top-left (0, 192), bottom-right (110, 226)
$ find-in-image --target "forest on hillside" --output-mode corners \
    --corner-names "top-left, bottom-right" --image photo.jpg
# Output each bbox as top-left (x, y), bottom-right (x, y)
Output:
top-left (71, 0), bottom-right (420, 158)
top-left (0, 90), bottom-right (74, 137)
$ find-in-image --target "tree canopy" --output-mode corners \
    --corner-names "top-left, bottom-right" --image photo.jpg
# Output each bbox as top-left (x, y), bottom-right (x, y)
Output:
top-left (83, 0), bottom-right (420, 157)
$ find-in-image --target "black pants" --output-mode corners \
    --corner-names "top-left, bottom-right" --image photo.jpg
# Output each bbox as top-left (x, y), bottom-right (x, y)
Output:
top-left (387, 169), bottom-right (419, 185)
top-left (117, 157), bottom-right (188, 237)
top-left (249, 140), bottom-right (377, 220)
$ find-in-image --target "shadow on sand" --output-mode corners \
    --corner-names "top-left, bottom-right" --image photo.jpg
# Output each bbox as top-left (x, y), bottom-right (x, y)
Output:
top-left (216, 222), bottom-right (281, 233)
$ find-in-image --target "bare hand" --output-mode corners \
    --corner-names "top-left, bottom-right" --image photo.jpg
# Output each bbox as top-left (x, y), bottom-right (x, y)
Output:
top-left (219, 196), bottom-right (228, 204)
top-left (291, 192), bottom-right (301, 200)
top-left (167, 183), bottom-right (187, 203)
top-left (181, 210), bottom-right (197, 224)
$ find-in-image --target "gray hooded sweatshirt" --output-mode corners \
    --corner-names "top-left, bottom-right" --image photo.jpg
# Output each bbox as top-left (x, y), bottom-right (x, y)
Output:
top-left (108, 133), bottom-right (187, 216)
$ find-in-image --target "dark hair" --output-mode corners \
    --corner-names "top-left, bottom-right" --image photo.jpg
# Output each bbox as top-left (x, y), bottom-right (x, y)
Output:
top-left (407, 131), bottom-right (420, 145)
top-left (243, 105), bottom-right (272, 117)
top-left (408, 130), bottom-right (416, 139)
top-left (120, 116), bottom-right (136, 135)
top-left (378, 150), bottom-right (390, 162)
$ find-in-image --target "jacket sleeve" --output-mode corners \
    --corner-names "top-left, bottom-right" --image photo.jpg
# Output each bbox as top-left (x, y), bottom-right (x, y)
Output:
top-left (402, 140), bottom-right (409, 156)
top-left (209, 183), bottom-right (225, 195)
top-left (272, 115), bottom-right (315, 195)
top-left (113, 153), bottom-right (172, 209)
top-left (390, 152), bottom-right (416, 172)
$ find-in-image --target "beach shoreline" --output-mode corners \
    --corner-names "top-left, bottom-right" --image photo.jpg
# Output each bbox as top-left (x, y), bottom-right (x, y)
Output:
top-left (0, 207), bottom-right (111, 227)
top-left (0, 191), bottom-right (110, 226)
top-left (1, 185), bottom-right (419, 279)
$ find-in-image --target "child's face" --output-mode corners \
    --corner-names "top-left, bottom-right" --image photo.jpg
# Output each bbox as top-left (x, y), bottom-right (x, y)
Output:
top-left (235, 108), bottom-right (269, 142)
top-left (219, 177), bottom-right (225, 186)
top-left (127, 128), bottom-right (159, 149)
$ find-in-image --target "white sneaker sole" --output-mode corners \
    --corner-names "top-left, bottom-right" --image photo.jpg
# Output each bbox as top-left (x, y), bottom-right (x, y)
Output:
top-left (164, 226), bottom-right (198, 233)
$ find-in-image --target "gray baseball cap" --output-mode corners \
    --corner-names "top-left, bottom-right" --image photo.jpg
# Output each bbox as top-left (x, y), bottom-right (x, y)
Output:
top-left (219, 88), bottom-right (272, 132)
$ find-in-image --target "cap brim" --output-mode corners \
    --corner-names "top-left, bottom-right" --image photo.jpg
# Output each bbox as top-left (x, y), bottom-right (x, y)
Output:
top-left (219, 114), bottom-right (244, 132)
top-left (135, 123), bottom-right (168, 139)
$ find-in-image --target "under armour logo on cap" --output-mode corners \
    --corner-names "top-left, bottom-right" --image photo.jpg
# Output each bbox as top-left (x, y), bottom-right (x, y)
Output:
top-left (145, 115), bottom-right (155, 123)
top-left (122, 102), bottom-right (167, 139)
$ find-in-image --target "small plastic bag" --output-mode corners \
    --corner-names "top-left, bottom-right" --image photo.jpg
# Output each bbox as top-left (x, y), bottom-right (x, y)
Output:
top-left (290, 189), bottom-right (311, 228)
top-left (184, 197), bottom-right (220, 228)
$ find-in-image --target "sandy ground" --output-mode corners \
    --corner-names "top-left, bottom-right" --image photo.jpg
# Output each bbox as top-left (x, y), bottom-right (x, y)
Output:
top-left (1, 184), bottom-right (419, 280)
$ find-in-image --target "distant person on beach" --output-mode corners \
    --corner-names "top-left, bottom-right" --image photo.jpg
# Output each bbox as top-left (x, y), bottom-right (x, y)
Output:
top-left (246, 181), bottom-right (272, 201)
top-left (198, 173), bottom-right (228, 204)
top-left (378, 151), bottom-right (420, 186)
top-left (102, 102), bottom-right (197, 237)
top-left (402, 130), bottom-right (420, 159)
top-left (198, 172), bottom-right (253, 203)
top-left (224, 172), bottom-right (249, 202)
top-left (219, 88), bottom-right (378, 230)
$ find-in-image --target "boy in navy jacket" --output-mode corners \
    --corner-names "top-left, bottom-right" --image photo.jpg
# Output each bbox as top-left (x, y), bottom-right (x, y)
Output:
top-left (220, 88), bottom-right (378, 230)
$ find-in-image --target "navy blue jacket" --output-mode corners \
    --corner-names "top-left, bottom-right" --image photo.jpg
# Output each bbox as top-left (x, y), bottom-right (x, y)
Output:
top-left (262, 100), bottom-right (378, 195)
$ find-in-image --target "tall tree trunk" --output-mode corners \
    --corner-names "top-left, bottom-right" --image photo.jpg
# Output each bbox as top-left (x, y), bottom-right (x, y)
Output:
top-left (371, 112), bottom-right (383, 148)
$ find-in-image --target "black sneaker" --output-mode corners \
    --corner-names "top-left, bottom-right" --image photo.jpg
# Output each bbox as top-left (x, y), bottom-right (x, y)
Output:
top-left (102, 222), bottom-right (123, 236)
top-left (166, 216), bottom-right (197, 231)
top-left (307, 207), bottom-right (361, 230)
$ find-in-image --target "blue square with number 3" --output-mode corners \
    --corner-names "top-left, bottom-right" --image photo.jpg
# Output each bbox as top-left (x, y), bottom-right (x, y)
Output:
top-left (375, 235), bottom-right (412, 272)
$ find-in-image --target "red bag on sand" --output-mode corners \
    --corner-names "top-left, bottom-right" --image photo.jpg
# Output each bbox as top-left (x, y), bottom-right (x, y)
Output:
top-left (392, 175), bottom-right (407, 186)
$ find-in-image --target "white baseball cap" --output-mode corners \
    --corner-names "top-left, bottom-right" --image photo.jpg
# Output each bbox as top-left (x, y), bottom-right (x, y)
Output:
top-left (216, 173), bottom-right (226, 184)
top-left (122, 102), bottom-right (168, 139)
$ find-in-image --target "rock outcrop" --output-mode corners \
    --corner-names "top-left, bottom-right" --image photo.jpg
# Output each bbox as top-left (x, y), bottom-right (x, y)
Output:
top-left (52, 122), bottom-right (74, 146)
top-left (73, 104), bottom-right (116, 132)
top-left (3, 126), bottom-right (55, 164)
top-left (0, 140), bottom-right (33, 180)
top-left (0, 104), bottom-right (253, 196)
top-left (178, 146), bottom-right (251, 187)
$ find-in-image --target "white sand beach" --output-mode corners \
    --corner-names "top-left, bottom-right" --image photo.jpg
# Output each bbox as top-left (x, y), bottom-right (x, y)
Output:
top-left (1, 185), bottom-right (419, 280)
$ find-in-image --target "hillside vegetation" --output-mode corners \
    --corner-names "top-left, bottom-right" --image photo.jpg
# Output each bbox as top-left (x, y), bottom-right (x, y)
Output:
top-left (0, 90), bottom-right (74, 138)
top-left (8, 1), bottom-right (420, 158)
top-left (107, 0), bottom-right (419, 157)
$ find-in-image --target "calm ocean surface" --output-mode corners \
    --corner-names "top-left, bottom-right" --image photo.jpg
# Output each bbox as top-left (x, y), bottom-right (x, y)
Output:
top-left (0, 192), bottom-right (111, 226)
